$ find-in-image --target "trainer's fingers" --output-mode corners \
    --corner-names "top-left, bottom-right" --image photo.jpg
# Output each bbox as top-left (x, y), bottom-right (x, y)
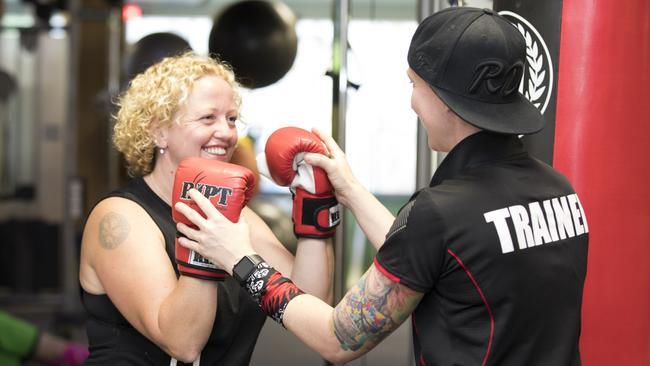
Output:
top-left (177, 235), bottom-right (200, 253)
top-left (303, 152), bottom-right (332, 171)
top-left (174, 201), bottom-right (205, 226)
top-left (176, 222), bottom-right (200, 241)
top-left (188, 189), bottom-right (225, 221)
top-left (311, 127), bottom-right (344, 157)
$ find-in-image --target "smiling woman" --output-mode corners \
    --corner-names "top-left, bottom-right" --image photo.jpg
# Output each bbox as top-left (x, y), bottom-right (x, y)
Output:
top-left (151, 75), bottom-right (239, 170)
top-left (113, 52), bottom-right (241, 177)
top-left (78, 52), bottom-right (335, 365)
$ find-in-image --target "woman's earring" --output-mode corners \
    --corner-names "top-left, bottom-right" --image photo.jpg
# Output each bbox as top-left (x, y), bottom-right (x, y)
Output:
top-left (159, 148), bottom-right (165, 155)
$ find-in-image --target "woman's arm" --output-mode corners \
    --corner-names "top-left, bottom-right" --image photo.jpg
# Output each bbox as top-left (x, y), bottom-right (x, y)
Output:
top-left (242, 207), bottom-right (334, 302)
top-left (340, 183), bottom-right (396, 250)
top-left (290, 236), bottom-right (334, 304)
top-left (80, 197), bottom-right (216, 362)
top-left (283, 264), bottom-right (422, 363)
top-left (175, 189), bottom-right (423, 363)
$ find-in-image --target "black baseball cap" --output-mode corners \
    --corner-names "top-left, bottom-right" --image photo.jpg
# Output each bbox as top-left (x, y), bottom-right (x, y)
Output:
top-left (408, 7), bottom-right (544, 135)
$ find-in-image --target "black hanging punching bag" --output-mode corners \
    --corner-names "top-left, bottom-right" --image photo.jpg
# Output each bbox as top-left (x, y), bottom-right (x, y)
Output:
top-left (125, 32), bottom-right (192, 82)
top-left (208, 0), bottom-right (298, 89)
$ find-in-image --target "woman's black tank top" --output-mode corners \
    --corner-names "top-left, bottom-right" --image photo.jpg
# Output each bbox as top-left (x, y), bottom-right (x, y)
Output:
top-left (81, 177), bottom-right (266, 365)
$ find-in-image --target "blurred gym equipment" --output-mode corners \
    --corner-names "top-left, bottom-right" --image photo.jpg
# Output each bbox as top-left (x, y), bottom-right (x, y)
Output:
top-left (124, 32), bottom-right (192, 83)
top-left (208, 0), bottom-right (298, 89)
top-left (0, 69), bottom-right (18, 198)
top-left (0, 69), bottom-right (16, 102)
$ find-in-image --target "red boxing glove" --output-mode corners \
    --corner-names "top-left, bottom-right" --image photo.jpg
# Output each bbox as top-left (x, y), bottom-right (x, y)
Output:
top-left (258, 127), bottom-right (340, 238)
top-left (172, 157), bottom-right (255, 280)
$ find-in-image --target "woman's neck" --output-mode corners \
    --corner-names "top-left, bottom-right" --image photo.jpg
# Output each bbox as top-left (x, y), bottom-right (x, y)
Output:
top-left (143, 159), bottom-right (176, 206)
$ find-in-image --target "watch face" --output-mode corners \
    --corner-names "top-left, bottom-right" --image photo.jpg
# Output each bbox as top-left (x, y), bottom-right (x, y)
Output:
top-left (234, 255), bottom-right (264, 283)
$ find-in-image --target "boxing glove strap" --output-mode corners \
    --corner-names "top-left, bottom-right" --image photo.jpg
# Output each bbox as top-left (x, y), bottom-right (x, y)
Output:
top-left (177, 268), bottom-right (227, 281)
top-left (299, 196), bottom-right (341, 231)
top-left (238, 260), bottom-right (304, 326)
top-left (175, 258), bottom-right (224, 272)
top-left (175, 232), bottom-right (226, 281)
top-left (176, 231), bottom-right (222, 270)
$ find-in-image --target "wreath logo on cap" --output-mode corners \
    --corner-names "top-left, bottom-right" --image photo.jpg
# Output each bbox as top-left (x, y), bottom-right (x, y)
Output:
top-left (498, 11), bottom-right (553, 114)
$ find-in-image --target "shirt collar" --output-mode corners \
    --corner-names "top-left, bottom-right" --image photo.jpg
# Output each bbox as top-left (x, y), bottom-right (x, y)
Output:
top-left (429, 131), bottom-right (527, 187)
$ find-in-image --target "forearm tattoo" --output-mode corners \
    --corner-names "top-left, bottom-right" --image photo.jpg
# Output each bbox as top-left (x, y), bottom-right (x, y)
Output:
top-left (332, 267), bottom-right (421, 352)
top-left (98, 212), bottom-right (130, 249)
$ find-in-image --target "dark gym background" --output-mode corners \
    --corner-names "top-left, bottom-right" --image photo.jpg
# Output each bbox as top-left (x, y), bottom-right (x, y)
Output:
top-left (1, 0), bottom-right (648, 365)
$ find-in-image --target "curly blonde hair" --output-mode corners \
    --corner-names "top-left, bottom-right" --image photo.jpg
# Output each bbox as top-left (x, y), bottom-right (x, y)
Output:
top-left (113, 52), bottom-right (240, 176)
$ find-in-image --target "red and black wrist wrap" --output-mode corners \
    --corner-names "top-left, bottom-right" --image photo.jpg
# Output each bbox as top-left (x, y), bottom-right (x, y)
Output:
top-left (239, 261), bottom-right (305, 326)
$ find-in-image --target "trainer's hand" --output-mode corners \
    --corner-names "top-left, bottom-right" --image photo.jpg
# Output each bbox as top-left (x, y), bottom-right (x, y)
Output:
top-left (260, 126), bottom-right (340, 238)
top-left (303, 127), bottom-right (362, 208)
top-left (175, 189), bottom-right (255, 275)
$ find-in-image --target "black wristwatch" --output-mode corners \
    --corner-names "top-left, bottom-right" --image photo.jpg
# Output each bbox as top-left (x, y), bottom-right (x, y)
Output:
top-left (233, 254), bottom-right (265, 284)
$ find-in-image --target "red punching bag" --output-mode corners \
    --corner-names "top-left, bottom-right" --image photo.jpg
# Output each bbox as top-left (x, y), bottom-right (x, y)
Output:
top-left (494, 0), bottom-right (650, 364)
top-left (554, 1), bottom-right (650, 365)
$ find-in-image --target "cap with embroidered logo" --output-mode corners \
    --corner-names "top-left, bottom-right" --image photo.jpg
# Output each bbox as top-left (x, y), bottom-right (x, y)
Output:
top-left (408, 7), bottom-right (544, 135)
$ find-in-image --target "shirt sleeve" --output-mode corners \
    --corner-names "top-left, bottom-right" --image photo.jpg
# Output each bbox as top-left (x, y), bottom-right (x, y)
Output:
top-left (375, 189), bottom-right (447, 293)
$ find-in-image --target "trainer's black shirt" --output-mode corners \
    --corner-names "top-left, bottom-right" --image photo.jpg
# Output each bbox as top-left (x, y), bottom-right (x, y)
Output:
top-left (375, 132), bottom-right (588, 366)
top-left (82, 177), bottom-right (266, 365)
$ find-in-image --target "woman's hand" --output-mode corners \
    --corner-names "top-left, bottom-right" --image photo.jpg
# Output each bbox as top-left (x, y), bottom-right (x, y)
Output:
top-left (303, 128), bottom-right (363, 208)
top-left (175, 189), bottom-right (256, 274)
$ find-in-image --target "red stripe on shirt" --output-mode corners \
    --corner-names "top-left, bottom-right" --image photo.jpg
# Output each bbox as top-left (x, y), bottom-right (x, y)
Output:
top-left (447, 249), bottom-right (495, 366)
top-left (373, 257), bottom-right (401, 283)
top-left (412, 313), bottom-right (428, 366)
